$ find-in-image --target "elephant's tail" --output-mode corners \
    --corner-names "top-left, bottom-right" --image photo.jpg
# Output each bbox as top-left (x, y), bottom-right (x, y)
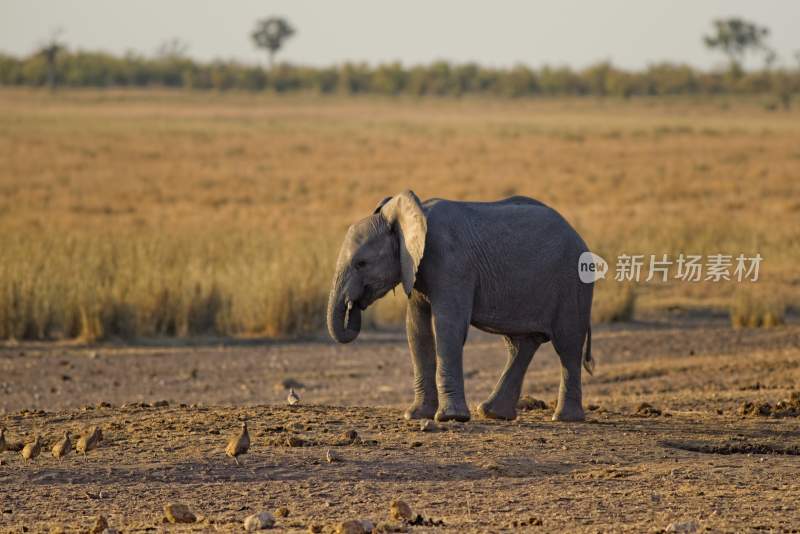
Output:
top-left (582, 326), bottom-right (594, 376)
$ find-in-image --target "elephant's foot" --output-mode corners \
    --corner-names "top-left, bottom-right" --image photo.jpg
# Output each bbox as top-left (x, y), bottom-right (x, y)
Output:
top-left (477, 397), bottom-right (518, 421)
top-left (403, 400), bottom-right (438, 420)
top-left (434, 399), bottom-right (471, 422)
top-left (552, 402), bottom-right (585, 422)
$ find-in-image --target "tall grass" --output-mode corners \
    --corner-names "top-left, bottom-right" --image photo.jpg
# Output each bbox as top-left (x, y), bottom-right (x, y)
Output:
top-left (729, 286), bottom-right (786, 329)
top-left (592, 283), bottom-right (636, 323)
top-left (0, 232), bottom-right (332, 341)
top-left (1, 90), bottom-right (798, 340)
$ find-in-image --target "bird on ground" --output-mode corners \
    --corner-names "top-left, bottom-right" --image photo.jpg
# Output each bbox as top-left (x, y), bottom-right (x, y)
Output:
top-left (287, 388), bottom-right (300, 406)
top-left (326, 449), bottom-right (340, 463)
top-left (76, 426), bottom-right (102, 456)
top-left (52, 431), bottom-right (72, 462)
top-left (21, 436), bottom-right (41, 463)
top-left (225, 421), bottom-right (250, 466)
top-left (0, 427), bottom-right (23, 452)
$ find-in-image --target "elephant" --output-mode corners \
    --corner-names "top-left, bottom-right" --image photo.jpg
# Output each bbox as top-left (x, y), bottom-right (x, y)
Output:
top-left (326, 190), bottom-right (594, 423)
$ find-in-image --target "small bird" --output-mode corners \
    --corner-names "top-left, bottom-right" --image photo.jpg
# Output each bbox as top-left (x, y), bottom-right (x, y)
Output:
top-left (51, 431), bottom-right (72, 462)
top-left (0, 427), bottom-right (23, 452)
top-left (21, 436), bottom-right (41, 463)
top-left (325, 449), bottom-right (340, 463)
top-left (287, 388), bottom-right (300, 406)
top-left (76, 426), bottom-right (102, 457)
top-left (225, 421), bottom-right (250, 466)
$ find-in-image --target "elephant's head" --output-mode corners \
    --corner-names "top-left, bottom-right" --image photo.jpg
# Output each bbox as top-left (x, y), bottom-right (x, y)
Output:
top-left (327, 190), bottom-right (427, 343)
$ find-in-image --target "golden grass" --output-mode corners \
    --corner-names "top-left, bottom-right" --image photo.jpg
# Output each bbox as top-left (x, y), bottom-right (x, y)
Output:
top-left (729, 286), bottom-right (787, 329)
top-left (592, 284), bottom-right (636, 324)
top-left (1, 89), bottom-right (798, 339)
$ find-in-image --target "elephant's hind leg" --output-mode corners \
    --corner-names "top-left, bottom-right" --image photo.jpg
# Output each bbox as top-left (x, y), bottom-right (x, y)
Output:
top-left (403, 292), bottom-right (438, 420)
top-left (478, 335), bottom-right (542, 420)
top-left (553, 343), bottom-right (586, 422)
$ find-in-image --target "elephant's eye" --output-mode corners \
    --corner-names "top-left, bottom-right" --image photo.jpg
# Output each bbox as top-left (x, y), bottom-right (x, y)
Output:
top-left (354, 259), bottom-right (367, 270)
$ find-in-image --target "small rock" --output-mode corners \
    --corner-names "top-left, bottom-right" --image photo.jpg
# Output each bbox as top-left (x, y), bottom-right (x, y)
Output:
top-left (409, 441), bottom-right (422, 448)
top-left (389, 500), bottom-right (413, 521)
top-left (308, 525), bottom-right (323, 534)
top-left (89, 515), bottom-right (108, 534)
top-left (336, 520), bottom-right (366, 534)
top-left (163, 503), bottom-right (196, 524)
top-left (517, 396), bottom-right (549, 411)
top-left (274, 506), bottom-right (290, 518)
top-left (636, 402), bottom-right (662, 417)
top-left (419, 420), bottom-right (436, 432)
top-left (342, 429), bottom-right (359, 443)
top-left (286, 436), bottom-right (306, 447)
top-left (326, 449), bottom-right (340, 463)
top-left (665, 521), bottom-right (699, 533)
top-left (243, 511), bottom-right (275, 531)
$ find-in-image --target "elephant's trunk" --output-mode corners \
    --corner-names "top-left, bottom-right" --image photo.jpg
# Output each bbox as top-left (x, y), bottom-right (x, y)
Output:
top-left (327, 272), bottom-right (362, 344)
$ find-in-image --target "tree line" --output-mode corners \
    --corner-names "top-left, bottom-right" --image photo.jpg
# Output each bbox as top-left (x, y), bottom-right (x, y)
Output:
top-left (1, 51), bottom-right (798, 101)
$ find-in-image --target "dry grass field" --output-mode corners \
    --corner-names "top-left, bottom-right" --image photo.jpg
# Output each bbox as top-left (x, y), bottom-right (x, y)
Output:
top-left (2, 89), bottom-right (800, 532)
top-left (1, 89), bottom-right (799, 341)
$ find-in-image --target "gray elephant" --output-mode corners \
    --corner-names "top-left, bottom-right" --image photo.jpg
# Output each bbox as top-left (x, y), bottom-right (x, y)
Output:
top-left (326, 190), bottom-right (594, 422)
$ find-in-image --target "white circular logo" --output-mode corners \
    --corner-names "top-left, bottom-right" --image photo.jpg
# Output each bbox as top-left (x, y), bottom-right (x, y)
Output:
top-left (578, 252), bottom-right (608, 283)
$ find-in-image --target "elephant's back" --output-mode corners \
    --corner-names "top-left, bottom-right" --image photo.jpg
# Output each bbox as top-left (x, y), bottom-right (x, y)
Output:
top-left (423, 196), bottom-right (585, 253)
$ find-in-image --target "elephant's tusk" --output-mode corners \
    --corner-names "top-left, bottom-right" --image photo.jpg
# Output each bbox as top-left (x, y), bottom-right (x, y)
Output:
top-left (344, 300), bottom-right (353, 330)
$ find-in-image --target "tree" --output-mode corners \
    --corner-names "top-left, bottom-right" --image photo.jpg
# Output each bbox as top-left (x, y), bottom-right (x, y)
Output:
top-left (37, 28), bottom-right (65, 90)
top-left (703, 18), bottom-right (770, 76)
top-left (251, 17), bottom-right (295, 69)
top-left (156, 38), bottom-right (189, 60)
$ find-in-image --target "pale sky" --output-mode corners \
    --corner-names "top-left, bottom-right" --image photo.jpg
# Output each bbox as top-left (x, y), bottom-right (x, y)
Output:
top-left (0, 1), bottom-right (798, 70)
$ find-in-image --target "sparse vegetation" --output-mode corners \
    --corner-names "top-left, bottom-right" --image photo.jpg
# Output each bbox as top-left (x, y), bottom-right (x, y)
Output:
top-left (0, 90), bottom-right (798, 340)
top-left (592, 284), bottom-right (637, 324)
top-left (729, 287), bottom-right (786, 329)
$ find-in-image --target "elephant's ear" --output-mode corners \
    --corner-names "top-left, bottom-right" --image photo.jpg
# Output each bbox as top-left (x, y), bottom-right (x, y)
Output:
top-left (373, 196), bottom-right (393, 214)
top-left (379, 190), bottom-right (427, 296)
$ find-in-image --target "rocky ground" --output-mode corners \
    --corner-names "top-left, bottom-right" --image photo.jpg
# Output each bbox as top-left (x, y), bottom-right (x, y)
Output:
top-left (1, 316), bottom-right (800, 533)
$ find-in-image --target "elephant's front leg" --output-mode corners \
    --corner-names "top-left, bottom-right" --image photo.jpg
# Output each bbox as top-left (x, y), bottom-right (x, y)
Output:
top-left (431, 306), bottom-right (471, 422)
top-left (404, 293), bottom-right (438, 420)
top-left (478, 335), bottom-right (542, 420)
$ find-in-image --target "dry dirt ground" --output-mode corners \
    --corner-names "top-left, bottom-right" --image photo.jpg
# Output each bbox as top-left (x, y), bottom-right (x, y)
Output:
top-left (2, 317), bottom-right (800, 533)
